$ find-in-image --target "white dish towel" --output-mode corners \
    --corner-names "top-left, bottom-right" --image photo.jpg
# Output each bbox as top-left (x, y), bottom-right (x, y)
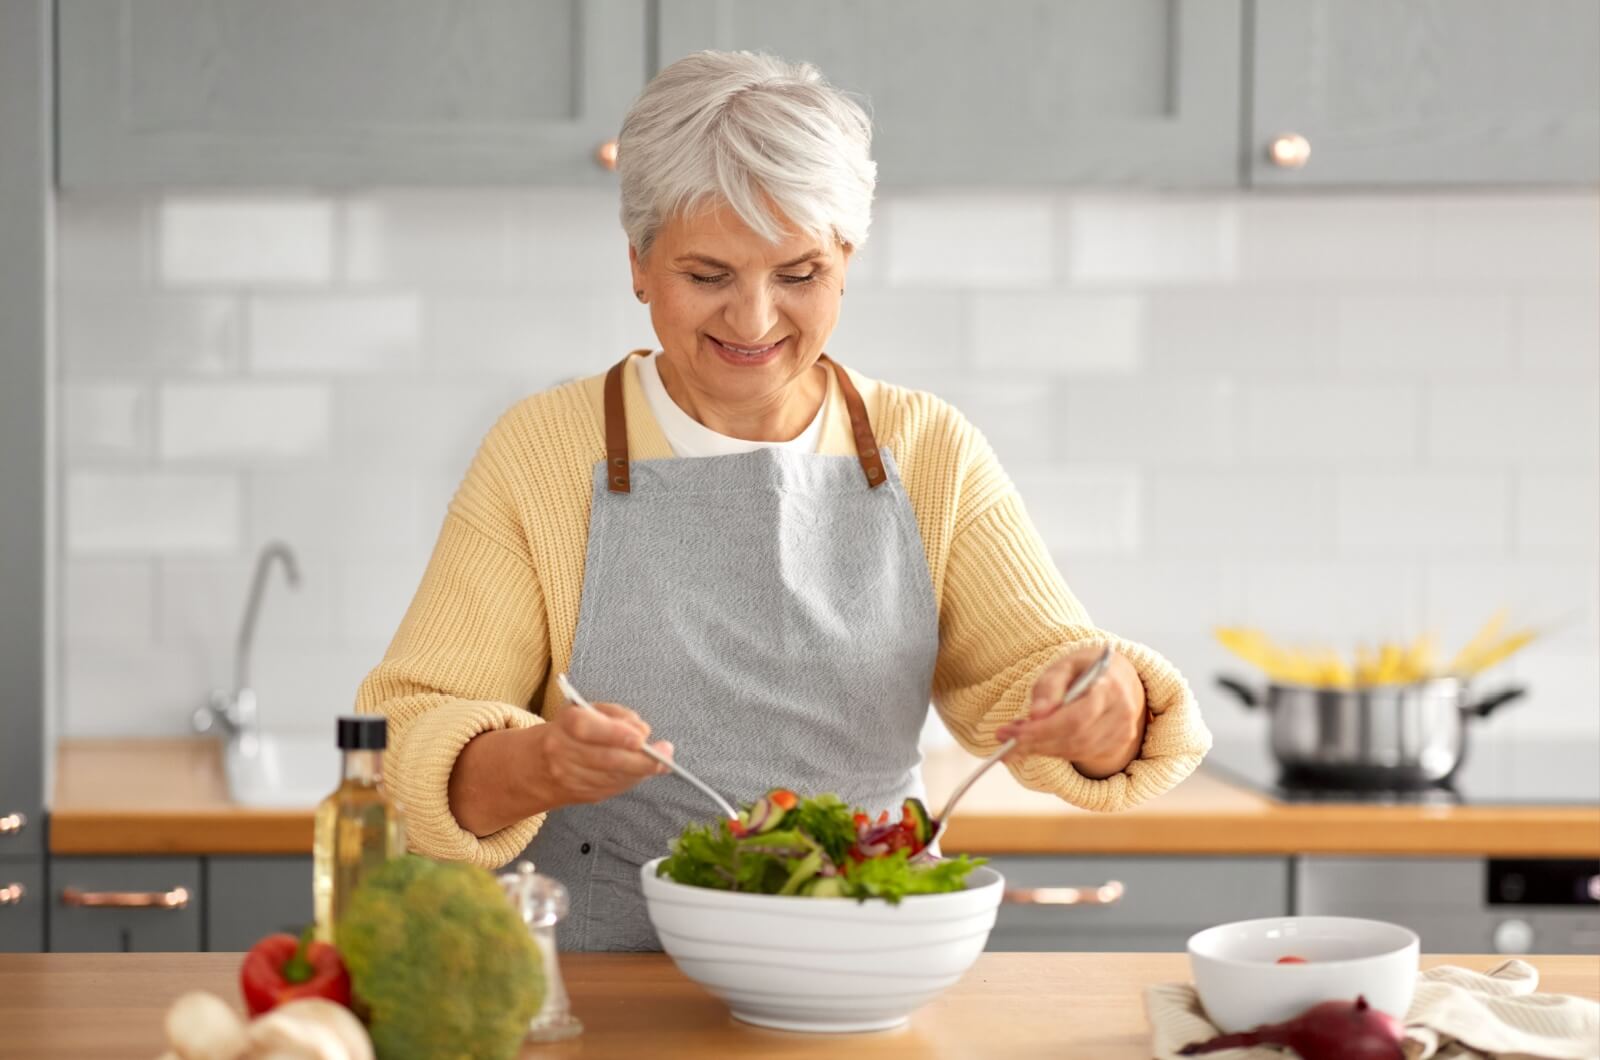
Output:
top-left (1144, 959), bottom-right (1600, 1060)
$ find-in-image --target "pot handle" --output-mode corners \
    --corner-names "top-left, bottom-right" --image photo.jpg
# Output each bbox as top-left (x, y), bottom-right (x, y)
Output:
top-left (1216, 676), bottom-right (1259, 709)
top-left (1465, 686), bottom-right (1527, 718)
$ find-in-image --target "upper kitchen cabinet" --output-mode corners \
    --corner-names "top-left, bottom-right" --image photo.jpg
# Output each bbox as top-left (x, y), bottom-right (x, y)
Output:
top-left (656, 0), bottom-right (1243, 187)
top-left (1250, 0), bottom-right (1600, 187)
top-left (56, 0), bottom-right (647, 189)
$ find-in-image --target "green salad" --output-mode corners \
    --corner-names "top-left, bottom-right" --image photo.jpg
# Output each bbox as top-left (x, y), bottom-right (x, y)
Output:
top-left (657, 789), bottom-right (985, 903)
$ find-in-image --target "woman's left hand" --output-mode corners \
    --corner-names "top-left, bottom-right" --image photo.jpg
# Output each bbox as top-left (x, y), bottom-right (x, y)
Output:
top-left (996, 645), bottom-right (1148, 779)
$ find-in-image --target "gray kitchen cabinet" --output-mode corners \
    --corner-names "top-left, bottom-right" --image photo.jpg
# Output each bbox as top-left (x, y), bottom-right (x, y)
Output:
top-left (57, 0), bottom-right (647, 189)
top-left (1250, 0), bottom-right (1600, 186)
top-left (50, 858), bottom-right (203, 952)
top-left (982, 856), bottom-right (1290, 952)
top-left (206, 857), bottom-right (314, 952)
top-left (0, 0), bottom-right (49, 869)
top-left (658, 0), bottom-right (1243, 187)
top-left (0, 861), bottom-right (46, 953)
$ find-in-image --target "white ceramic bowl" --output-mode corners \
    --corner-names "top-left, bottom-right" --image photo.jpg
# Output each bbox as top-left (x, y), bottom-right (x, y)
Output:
top-left (640, 856), bottom-right (1004, 1033)
top-left (1187, 916), bottom-right (1420, 1033)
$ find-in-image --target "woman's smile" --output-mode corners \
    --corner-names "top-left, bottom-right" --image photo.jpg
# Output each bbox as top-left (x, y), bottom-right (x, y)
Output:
top-left (706, 334), bottom-right (788, 366)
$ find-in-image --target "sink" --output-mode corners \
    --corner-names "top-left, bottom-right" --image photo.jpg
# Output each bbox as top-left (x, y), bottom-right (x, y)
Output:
top-left (223, 732), bottom-right (341, 808)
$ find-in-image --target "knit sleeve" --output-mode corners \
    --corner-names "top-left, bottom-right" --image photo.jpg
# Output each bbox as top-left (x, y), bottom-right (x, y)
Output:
top-left (930, 439), bottom-right (1213, 812)
top-left (353, 419), bottom-right (552, 869)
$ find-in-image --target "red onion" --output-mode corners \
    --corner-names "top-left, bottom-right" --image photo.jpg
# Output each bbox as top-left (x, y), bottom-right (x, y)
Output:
top-left (1179, 996), bottom-right (1405, 1060)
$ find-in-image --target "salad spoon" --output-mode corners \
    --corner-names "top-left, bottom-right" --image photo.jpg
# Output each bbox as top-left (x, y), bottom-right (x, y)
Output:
top-left (915, 644), bottom-right (1115, 862)
top-left (554, 672), bottom-right (741, 823)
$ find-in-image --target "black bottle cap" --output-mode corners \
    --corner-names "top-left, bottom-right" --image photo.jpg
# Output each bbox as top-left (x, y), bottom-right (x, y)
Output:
top-left (337, 715), bottom-right (387, 751)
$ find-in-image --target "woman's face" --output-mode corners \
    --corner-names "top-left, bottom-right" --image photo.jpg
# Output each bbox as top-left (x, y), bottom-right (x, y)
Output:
top-left (630, 200), bottom-right (851, 418)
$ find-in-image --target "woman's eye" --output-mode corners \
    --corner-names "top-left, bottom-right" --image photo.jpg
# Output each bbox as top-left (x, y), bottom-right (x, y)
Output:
top-left (780, 273), bottom-right (818, 285)
top-left (689, 273), bottom-right (727, 285)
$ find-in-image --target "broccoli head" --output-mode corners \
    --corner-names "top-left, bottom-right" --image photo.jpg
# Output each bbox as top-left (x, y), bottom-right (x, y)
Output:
top-left (337, 855), bottom-right (544, 1060)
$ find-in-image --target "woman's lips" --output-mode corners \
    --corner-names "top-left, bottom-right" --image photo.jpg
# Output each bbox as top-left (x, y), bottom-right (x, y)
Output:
top-left (708, 335), bottom-right (787, 366)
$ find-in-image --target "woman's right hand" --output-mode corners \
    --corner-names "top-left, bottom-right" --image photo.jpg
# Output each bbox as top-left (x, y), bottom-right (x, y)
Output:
top-left (533, 700), bottom-right (674, 806)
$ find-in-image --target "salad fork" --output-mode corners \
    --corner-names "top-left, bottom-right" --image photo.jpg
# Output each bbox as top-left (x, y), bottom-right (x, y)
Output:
top-left (914, 644), bottom-right (1115, 862)
top-left (554, 672), bottom-right (741, 822)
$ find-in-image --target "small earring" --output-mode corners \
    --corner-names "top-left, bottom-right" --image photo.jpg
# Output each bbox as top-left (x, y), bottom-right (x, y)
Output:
top-left (635, 289), bottom-right (646, 302)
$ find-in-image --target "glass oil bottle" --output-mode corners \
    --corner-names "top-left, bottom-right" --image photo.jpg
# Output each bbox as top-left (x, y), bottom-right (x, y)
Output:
top-left (313, 715), bottom-right (406, 943)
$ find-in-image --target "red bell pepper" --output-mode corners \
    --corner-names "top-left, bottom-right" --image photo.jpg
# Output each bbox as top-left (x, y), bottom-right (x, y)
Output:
top-left (240, 926), bottom-right (352, 1016)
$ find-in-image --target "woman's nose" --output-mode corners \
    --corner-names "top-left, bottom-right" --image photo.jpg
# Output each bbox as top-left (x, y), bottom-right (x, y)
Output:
top-left (722, 282), bottom-right (780, 343)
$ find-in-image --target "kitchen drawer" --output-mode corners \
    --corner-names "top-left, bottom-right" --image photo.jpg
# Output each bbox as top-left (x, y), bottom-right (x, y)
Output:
top-left (50, 857), bottom-right (202, 952)
top-left (206, 857), bottom-right (313, 952)
top-left (0, 859), bottom-right (44, 952)
top-left (981, 856), bottom-right (1290, 952)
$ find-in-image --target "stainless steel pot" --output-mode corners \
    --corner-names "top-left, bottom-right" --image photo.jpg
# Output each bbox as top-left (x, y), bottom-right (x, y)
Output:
top-left (1216, 676), bottom-right (1525, 788)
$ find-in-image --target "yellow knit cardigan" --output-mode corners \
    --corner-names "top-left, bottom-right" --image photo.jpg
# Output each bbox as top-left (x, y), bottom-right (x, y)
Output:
top-left (355, 356), bottom-right (1212, 868)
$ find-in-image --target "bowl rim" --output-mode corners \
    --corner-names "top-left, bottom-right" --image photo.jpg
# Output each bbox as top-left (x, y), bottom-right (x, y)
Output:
top-left (1187, 915), bottom-right (1420, 969)
top-left (640, 855), bottom-right (1004, 912)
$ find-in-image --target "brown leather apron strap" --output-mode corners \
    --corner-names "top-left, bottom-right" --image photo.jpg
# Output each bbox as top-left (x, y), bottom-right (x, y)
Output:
top-left (604, 351), bottom-right (885, 492)
top-left (820, 355), bottom-right (886, 489)
top-left (603, 352), bottom-right (648, 494)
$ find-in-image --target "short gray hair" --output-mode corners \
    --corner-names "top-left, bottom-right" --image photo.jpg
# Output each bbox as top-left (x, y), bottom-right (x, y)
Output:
top-left (618, 50), bottom-right (876, 258)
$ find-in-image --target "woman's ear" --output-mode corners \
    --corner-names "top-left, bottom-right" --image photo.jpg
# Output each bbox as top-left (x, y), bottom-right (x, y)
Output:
top-left (628, 244), bottom-right (648, 303)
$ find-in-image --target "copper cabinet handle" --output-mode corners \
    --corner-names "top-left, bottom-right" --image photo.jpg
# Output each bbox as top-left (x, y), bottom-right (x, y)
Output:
top-left (596, 139), bottom-right (619, 171)
top-left (0, 884), bottom-right (23, 906)
top-left (1267, 133), bottom-right (1311, 168)
top-left (60, 886), bottom-right (190, 910)
top-left (1003, 880), bottom-right (1125, 906)
top-left (0, 812), bottom-right (25, 836)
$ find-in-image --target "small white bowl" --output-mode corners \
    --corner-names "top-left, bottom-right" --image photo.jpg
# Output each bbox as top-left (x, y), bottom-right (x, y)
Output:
top-left (641, 856), bottom-right (1004, 1033)
top-left (1187, 916), bottom-right (1420, 1033)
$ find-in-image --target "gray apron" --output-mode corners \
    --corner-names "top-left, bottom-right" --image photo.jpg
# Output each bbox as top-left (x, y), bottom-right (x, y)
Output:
top-left (525, 353), bottom-right (940, 951)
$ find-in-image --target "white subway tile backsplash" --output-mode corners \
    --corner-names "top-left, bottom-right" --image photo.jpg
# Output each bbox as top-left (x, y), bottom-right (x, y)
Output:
top-left (1009, 467), bottom-right (1140, 554)
top-left (1428, 194), bottom-right (1600, 284)
top-left (1145, 292), bottom-right (1335, 379)
top-left (1145, 472), bottom-right (1334, 557)
top-left (1493, 648), bottom-right (1600, 736)
top-left (63, 559), bottom-right (156, 643)
top-left (61, 643), bottom-right (217, 737)
top-left (1061, 380), bottom-right (1235, 466)
top-left (158, 553), bottom-right (337, 648)
top-left (884, 195), bottom-right (1053, 288)
top-left (63, 383), bottom-right (152, 462)
top-left (343, 191), bottom-right (516, 288)
top-left (159, 197), bottom-right (336, 286)
top-left (339, 559), bottom-right (431, 642)
top-left (1060, 197), bottom-right (1238, 284)
top-left (67, 472), bottom-right (241, 555)
top-left (249, 644), bottom-right (392, 728)
top-left (1516, 474), bottom-right (1600, 557)
top-left (1240, 383), bottom-right (1419, 467)
top-left (55, 193), bottom-right (148, 289)
top-left (335, 382), bottom-right (514, 475)
top-left (1337, 473), bottom-right (1511, 555)
top-left (160, 383), bottom-right (332, 462)
top-left (58, 292), bottom-right (242, 376)
top-left (972, 294), bottom-right (1142, 375)
top-left (512, 190), bottom-right (634, 290)
top-left (824, 291), bottom-right (969, 394)
top-left (948, 382), bottom-right (1063, 471)
top-left (250, 295), bottom-right (421, 375)
top-left (425, 292), bottom-right (642, 379)
top-left (1336, 295), bottom-right (1513, 379)
top-left (1053, 557), bottom-right (1243, 640)
top-left (1237, 198), bottom-right (1427, 282)
top-left (1517, 293), bottom-right (1600, 381)
top-left (249, 471), bottom-right (421, 559)
top-left (1427, 385), bottom-right (1599, 469)
top-left (1240, 561), bottom-right (1426, 644)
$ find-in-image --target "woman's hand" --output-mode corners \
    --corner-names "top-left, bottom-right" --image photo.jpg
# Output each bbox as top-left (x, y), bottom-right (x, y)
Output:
top-left (533, 701), bottom-right (674, 806)
top-left (449, 701), bottom-right (674, 836)
top-left (995, 645), bottom-right (1148, 780)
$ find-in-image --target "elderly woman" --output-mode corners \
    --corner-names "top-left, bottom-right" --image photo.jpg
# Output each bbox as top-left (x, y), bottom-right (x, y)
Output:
top-left (356, 51), bottom-right (1210, 951)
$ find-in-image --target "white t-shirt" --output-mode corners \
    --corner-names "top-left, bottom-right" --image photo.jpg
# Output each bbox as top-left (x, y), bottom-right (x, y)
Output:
top-left (635, 349), bottom-right (825, 457)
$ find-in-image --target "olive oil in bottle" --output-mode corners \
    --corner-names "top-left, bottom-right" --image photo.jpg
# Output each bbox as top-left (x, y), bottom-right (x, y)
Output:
top-left (313, 716), bottom-right (406, 943)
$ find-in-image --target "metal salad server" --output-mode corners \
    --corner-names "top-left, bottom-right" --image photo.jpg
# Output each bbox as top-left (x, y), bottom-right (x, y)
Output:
top-left (915, 644), bottom-right (1115, 862)
top-left (554, 672), bottom-right (741, 822)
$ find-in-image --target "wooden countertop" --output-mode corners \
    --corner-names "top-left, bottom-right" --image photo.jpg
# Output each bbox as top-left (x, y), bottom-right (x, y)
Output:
top-left (4, 952), bottom-right (1596, 1059)
top-left (51, 739), bottom-right (1600, 857)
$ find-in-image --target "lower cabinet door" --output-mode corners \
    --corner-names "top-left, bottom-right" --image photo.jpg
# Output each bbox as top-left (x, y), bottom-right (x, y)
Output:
top-left (0, 859), bottom-right (44, 951)
top-left (206, 857), bottom-right (314, 952)
top-left (981, 856), bottom-right (1290, 952)
top-left (50, 857), bottom-right (202, 952)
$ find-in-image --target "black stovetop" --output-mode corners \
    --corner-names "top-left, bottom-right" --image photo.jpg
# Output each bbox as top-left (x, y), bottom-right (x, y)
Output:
top-left (1204, 736), bottom-right (1600, 807)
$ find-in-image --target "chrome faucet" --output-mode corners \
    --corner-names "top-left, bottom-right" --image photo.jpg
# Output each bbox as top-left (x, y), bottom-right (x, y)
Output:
top-left (194, 542), bottom-right (301, 741)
